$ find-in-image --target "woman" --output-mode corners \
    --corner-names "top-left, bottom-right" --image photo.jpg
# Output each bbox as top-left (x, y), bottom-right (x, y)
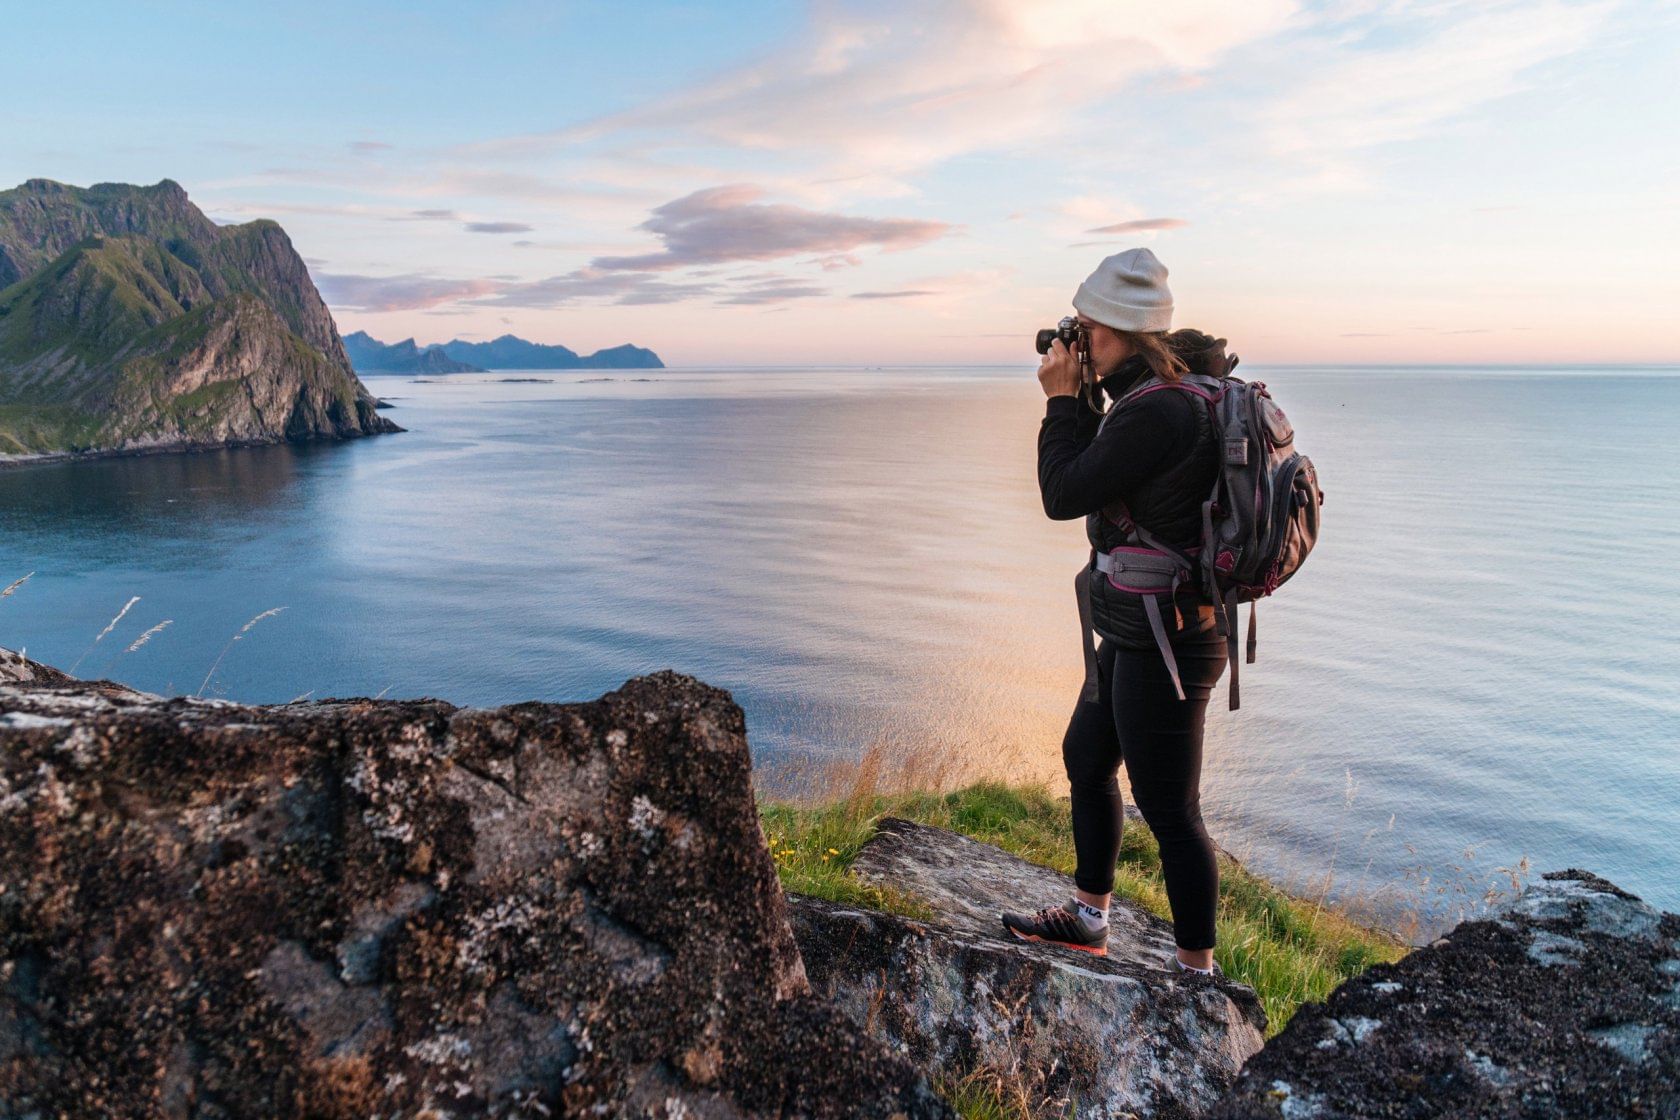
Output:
top-left (1000, 247), bottom-right (1231, 977)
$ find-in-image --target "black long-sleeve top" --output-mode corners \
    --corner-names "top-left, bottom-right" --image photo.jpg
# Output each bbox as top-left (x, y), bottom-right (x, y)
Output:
top-left (1036, 360), bottom-right (1202, 522)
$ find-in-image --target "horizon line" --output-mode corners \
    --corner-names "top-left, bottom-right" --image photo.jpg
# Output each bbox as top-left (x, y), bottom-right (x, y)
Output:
top-left (355, 361), bottom-right (1680, 371)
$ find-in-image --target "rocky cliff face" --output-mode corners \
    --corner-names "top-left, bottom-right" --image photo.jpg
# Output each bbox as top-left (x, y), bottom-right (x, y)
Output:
top-left (0, 179), bottom-right (399, 458)
top-left (789, 817), bottom-right (1267, 1119)
top-left (0, 653), bottom-right (950, 1119)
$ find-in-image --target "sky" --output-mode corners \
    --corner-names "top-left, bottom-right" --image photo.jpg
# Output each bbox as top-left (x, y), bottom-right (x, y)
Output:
top-left (5, 0), bottom-right (1678, 365)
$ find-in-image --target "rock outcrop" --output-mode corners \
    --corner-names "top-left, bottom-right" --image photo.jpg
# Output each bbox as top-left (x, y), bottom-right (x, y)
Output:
top-left (0, 178), bottom-right (399, 459)
top-left (12, 642), bottom-right (1672, 1120)
top-left (0, 651), bottom-right (951, 1118)
top-left (789, 817), bottom-right (1267, 1119)
top-left (1208, 869), bottom-right (1680, 1119)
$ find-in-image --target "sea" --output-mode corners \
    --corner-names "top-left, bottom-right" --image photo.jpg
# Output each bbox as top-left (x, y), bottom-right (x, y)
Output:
top-left (3, 365), bottom-right (1676, 942)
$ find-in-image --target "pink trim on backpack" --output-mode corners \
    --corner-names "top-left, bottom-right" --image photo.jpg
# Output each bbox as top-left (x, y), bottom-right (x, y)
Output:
top-left (1122, 382), bottom-right (1224, 406)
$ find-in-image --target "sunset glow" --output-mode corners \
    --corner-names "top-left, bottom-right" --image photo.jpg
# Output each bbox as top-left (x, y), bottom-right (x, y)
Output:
top-left (9, 0), bottom-right (1676, 365)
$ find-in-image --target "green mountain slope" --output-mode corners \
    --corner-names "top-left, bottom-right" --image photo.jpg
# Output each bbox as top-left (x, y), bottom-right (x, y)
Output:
top-left (0, 178), bottom-right (399, 458)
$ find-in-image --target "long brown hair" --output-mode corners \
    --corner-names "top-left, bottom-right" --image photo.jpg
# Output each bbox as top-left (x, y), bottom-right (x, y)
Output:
top-left (1117, 328), bottom-right (1188, 383)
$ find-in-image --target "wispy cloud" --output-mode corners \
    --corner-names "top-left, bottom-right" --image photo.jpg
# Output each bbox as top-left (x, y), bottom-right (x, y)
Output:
top-left (850, 289), bottom-right (939, 300)
top-left (325, 255), bottom-right (871, 313)
top-left (1052, 196), bottom-right (1187, 244)
top-left (1087, 218), bottom-right (1189, 235)
top-left (473, 268), bottom-right (719, 308)
top-left (316, 272), bottom-right (502, 312)
top-left (1260, 0), bottom-right (1616, 179)
top-left (480, 268), bottom-right (829, 309)
top-left (588, 185), bottom-right (952, 271)
top-left (720, 281), bottom-right (829, 305)
top-left (464, 220), bottom-right (535, 234)
top-left (465, 0), bottom-right (1300, 186)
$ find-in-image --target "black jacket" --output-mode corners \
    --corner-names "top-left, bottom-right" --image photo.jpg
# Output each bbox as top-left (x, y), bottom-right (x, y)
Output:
top-left (1037, 331), bottom-right (1230, 649)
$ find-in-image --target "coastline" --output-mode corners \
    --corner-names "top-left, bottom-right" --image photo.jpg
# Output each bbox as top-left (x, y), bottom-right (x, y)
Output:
top-left (0, 423), bottom-right (405, 471)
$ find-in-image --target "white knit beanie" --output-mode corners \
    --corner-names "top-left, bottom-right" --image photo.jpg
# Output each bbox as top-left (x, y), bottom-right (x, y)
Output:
top-left (1072, 247), bottom-right (1173, 333)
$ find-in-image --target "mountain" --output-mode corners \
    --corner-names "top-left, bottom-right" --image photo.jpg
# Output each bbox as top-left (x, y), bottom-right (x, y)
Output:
top-left (343, 331), bottom-right (484, 373)
top-left (343, 331), bottom-right (663, 372)
top-left (442, 334), bottom-right (581, 369)
top-left (0, 178), bottom-right (399, 458)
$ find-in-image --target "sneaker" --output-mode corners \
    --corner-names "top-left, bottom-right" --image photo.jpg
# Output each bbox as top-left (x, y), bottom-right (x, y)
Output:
top-left (999, 899), bottom-right (1108, 956)
top-left (1164, 951), bottom-right (1224, 978)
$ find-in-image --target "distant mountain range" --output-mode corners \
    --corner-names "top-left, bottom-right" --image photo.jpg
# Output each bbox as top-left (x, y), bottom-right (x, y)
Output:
top-left (344, 331), bottom-right (663, 372)
top-left (342, 334), bottom-right (483, 373)
top-left (0, 178), bottom-right (398, 459)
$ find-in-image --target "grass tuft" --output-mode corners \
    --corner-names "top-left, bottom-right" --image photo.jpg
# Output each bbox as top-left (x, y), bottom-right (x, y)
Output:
top-left (931, 1066), bottom-right (1047, 1120)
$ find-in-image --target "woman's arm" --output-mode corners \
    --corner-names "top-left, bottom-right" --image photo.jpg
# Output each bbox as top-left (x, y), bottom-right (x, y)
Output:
top-left (1037, 391), bottom-right (1192, 521)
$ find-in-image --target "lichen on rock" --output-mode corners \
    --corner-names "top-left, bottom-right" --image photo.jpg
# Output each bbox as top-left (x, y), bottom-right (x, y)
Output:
top-left (0, 653), bottom-right (952, 1118)
top-left (1208, 869), bottom-right (1680, 1118)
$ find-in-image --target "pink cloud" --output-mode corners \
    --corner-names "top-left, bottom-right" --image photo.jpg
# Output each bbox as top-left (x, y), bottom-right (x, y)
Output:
top-left (589, 185), bottom-right (951, 272)
top-left (1086, 218), bottom-right (1189, 235)
top-left (465, 1), bottom-right (1299, 183)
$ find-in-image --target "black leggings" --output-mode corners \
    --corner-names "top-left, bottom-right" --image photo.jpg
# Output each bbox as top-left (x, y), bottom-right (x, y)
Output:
top-left (1061, 633), bottom-right (1227, 951)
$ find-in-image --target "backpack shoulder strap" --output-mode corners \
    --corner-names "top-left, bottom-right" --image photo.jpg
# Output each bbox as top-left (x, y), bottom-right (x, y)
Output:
top-left (1113, 372), bottom-right (1226, 410)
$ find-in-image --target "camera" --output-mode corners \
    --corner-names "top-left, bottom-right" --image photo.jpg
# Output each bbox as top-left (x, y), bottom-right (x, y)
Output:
top-left (1035, 316), bottom-right (1087, 356)
top-left (1035, 315), bottom-right (1100, 413)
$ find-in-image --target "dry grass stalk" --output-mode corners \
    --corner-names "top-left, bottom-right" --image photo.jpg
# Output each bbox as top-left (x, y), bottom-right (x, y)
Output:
top-left (196, 607), bottom-right (287, 698)
top-left (124, 619), bottom-right (173, 653)
top-left (69, 596), bottom-right (140, 673)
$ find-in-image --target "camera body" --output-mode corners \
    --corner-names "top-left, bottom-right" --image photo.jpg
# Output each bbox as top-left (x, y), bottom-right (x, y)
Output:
top-left (1035, 315), bottom-right (1100, 412)
top-left (1035, 315), bottom-right (1087, 357)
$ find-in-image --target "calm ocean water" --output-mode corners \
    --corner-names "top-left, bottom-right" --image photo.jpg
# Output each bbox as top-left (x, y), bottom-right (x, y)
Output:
top-left (3, 366), bottom-right (1676, 939)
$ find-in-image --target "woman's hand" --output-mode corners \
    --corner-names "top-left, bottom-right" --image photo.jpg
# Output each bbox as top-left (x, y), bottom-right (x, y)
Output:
top-left (1038, 338), bottom-right (1082, 399)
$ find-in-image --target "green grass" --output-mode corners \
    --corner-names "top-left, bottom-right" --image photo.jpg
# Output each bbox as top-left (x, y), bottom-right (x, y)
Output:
top-left (931, 1067), bottom-right (1056, 1120)
top-left (756, 775), bottom-right (1409, 1043)
top-left (0, 402), bottom-right (105, 454)
top-left (759, 799), bottom-right (935, 920)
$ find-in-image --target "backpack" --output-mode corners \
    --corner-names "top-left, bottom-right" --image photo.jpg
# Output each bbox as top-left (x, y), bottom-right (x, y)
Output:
top-left (1091, 350), bottom-right (1324, 710)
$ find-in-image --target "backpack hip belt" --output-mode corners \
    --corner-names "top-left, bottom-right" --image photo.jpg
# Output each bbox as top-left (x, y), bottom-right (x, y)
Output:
top-left (1076, 538), bottom-right (1200, 705)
